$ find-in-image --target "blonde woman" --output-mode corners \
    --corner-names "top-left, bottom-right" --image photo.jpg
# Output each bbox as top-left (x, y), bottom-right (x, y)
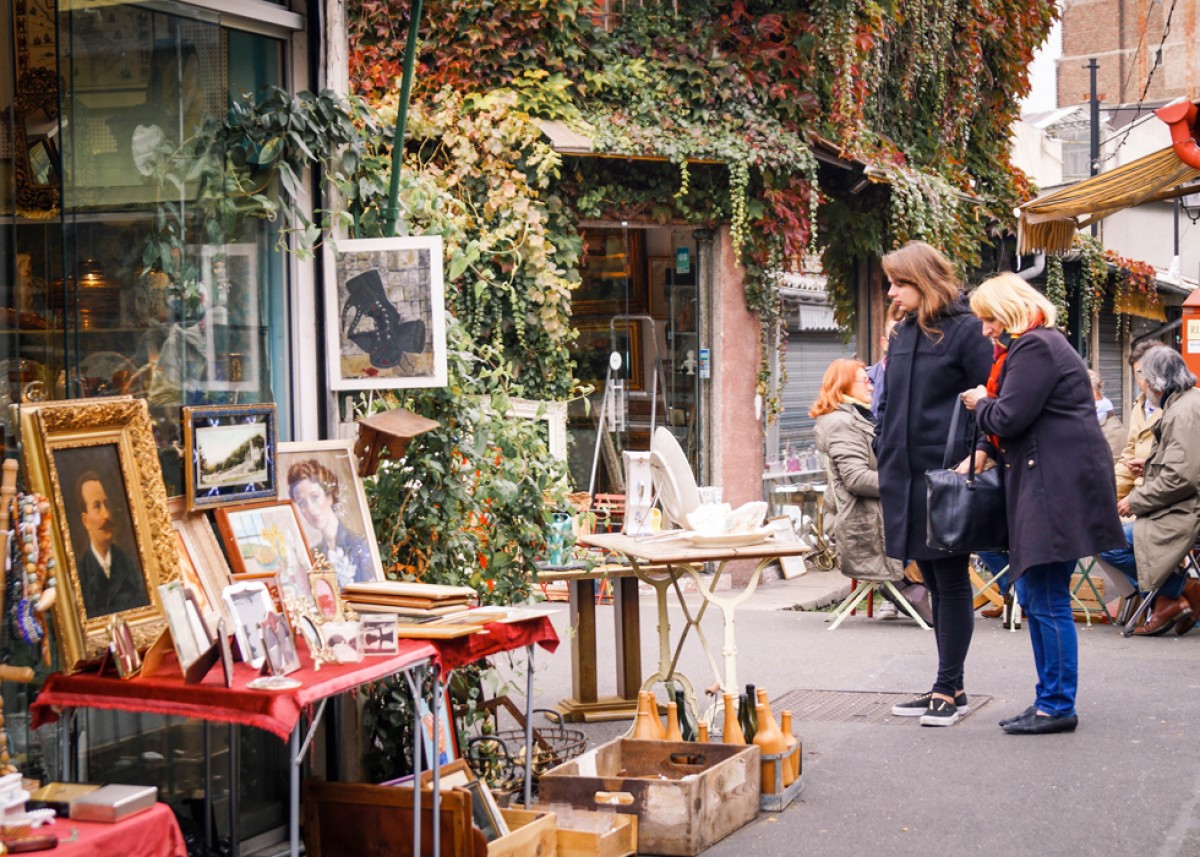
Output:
top-left (961, 273), bottom-right (1124, 734)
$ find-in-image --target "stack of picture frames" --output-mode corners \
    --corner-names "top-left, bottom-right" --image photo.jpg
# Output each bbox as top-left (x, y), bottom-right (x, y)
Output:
top-left (19, 397), bottom-right (397, 688)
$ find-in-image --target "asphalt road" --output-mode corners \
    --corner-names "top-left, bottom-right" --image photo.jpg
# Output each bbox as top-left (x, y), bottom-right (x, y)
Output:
top-left (521, 571), bottom-right (1200, 857)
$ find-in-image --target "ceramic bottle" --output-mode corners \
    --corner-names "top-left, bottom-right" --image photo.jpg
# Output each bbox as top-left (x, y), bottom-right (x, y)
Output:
top-left (780, 710), bottom-right (799, 786)
top-left (637, 691), bottom-right (666, 739)
top-left (722, 693), bottom-right (745, 744)
top-left (752, 703), bottom-right (787, 794)
top-left (697, 722), bottom-right (709, 743)
top-left (632, 710), bottom-right (657, 740)
top-left (665, 702), bottom-right (683, 742)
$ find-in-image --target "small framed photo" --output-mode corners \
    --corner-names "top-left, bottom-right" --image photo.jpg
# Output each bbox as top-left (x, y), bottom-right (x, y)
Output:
top-left (309, 568), bottom-right (343, 622)
top-left (110, 617), bottom-right (142, 679)
top-left (157, 581), bottom-right (212, 668)
top-left (183, 404), bottom-right (277, 511)
top-left (260, 611), bottom-right (301, 676)
top-left (215, 501), bottom-right (315, 608)
top-left (217, 618), bottom-right (235, 687)
top-left (221, 580), bottom-right (273, 669)
top-left (295, 614), bottom-right (324, 658)
top-left (232, 572), bottom-right (289, 621)
top-left (360, 613), bottom-right (398, 655)
top-left (418, 759), bottom-right (509, 841)
top-left (278, 440), bottom-right (385, 588)
top-left (321, 621), bottom-right (363, 663)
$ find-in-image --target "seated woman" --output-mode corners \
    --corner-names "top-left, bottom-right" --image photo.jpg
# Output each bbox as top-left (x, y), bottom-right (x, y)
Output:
top-left (1097, 346), bottom-right (1200, 636)
top-left (811, 359), bottom-right (906, 589)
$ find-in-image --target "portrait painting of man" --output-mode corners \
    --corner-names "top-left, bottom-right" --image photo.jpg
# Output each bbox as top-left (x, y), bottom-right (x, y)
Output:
top-left (53, 445), bottom-right (151, 618)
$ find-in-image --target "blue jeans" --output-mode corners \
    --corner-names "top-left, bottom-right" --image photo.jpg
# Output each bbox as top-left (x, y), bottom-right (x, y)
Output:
top-left (1097, 521), bottom-right (1186, 599)
top-left (1015, 560), bottom-right (1078, 717)
top-left (976, 551), bottom-right (1012, 596)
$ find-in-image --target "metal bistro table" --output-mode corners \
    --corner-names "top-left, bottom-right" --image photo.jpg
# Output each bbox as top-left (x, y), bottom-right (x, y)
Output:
top-left (575, 531), bottom-right (811, 728)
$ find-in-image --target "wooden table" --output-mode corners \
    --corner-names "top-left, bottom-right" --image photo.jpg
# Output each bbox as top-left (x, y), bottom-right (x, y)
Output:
top-left (539, 564), bottom-right (652, 722)
top-left (575, 532), bottom-right (811, 727)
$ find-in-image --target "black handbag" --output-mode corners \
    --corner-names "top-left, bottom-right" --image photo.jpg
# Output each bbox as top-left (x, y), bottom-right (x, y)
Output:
top-left (925, 402), bottom-right (1008, 552)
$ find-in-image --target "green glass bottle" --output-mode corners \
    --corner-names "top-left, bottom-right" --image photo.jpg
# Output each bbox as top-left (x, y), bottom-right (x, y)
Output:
top-left (744, 684), bottom-right (759, 740)
top-left (673, 683), bottom-right (696, 741)
top-left (738, 693), bottom-right (756, 742)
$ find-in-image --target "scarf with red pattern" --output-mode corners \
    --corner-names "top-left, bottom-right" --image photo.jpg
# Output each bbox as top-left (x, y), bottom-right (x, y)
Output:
top-left (983, 311), bottom-right (1044, 448)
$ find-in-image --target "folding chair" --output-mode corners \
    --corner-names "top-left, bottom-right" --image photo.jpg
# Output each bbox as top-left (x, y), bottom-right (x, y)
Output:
top-left (826, 577), bottom-right (931, 630)
top-left (1070, 557), bottom-right (1111, 627)
top-left (1118, 541), bottom-right (1200, 638)
top-left (970, 555), bottom-right (1021, 631)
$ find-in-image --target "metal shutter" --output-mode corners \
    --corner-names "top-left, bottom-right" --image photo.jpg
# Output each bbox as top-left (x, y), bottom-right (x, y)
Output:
top-left (1096, 311), bottom-right (1125, 419)
top-left (777, 331), bottom-right (857, 455)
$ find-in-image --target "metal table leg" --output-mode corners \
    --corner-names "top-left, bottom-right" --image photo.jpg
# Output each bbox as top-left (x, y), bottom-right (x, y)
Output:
top-left (523, 645), bottom-right (535, 807)
top-left (290, 698), bottom-right (328, 857)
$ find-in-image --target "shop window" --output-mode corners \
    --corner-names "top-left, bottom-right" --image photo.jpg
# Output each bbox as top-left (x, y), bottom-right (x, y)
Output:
top-left (2, 0), bottom-right (291, 845)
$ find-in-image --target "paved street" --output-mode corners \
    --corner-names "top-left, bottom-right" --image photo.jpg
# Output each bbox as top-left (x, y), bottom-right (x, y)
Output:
top-left (522, 569), bottom-right (1200, 857)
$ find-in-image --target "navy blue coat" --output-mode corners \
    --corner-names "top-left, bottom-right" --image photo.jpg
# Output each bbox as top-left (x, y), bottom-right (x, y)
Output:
top-left (876, 295), bottom-right (994, 561)
top-left (974, 327), bottom-right (1125, 579)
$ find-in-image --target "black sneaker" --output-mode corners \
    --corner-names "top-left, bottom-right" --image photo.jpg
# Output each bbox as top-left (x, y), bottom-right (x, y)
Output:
top-left (920, 697), bottom-right (961, 727)
top-left (891, 691), bottom-right (968, 717)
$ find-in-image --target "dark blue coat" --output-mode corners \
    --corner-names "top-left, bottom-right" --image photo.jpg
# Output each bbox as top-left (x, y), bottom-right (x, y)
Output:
top-left (876, 295), bottom-right (994, 561)
top-left (974, 327), bottom-right (1125, 579)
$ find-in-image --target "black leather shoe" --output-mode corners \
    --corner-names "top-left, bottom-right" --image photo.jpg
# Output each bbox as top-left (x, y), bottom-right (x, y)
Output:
top-left (998, 706), bottom-right (1036, 728)
top-left (1002, 711), bottom-right (1078, 735)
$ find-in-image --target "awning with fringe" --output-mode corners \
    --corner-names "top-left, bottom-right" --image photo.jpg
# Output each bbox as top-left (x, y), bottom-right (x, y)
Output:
top-left (1018, 145), bottom-right (1200, 255)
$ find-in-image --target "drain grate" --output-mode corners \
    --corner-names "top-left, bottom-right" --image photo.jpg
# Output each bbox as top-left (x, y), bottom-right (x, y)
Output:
top-left (768, 689), bottom-right (992, 725)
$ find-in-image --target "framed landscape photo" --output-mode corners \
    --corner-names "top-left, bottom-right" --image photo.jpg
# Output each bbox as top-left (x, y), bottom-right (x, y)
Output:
top-left (278, 440), bottom-right (384, 588)
top-left (215, 501), bottom-right (315, 608)
top-left (20, 399), bottom-right (180, 672)
top-left (571, 318), bottom-right (644, 393)
top-left (325, 236), bottom-right (448, 391)
top-left (183, 404), bottom-right (277, 511)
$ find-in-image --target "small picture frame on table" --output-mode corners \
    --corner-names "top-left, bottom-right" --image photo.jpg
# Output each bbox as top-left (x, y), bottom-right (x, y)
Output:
top-left (360, 613), bottom-right (397, 655)
top-left (309, 567), bottom-right (343, 622)
top-left (261, 611), bottom-right (301, 676)
top-left (418, 759), bottom-right (509, 841)
top-left (222, 580), bottom-right (274, 669)
top-left (321, 621), bottom-right (363, 663)
top-left (169, 497), bottom-right (234, 629)
top-left (183, 404), bottom-right (277, 511)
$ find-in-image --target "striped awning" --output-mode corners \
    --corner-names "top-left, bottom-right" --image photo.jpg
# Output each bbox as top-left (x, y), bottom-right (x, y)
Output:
top-left (1018, 145), bottom-right (1200, 254)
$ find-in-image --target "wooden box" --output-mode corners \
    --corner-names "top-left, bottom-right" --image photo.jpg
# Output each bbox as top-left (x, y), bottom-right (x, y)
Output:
top-left (1071, 573), bottom-right (1106, 621)
top-left (488, 807), bottom-right (557, 857)
top-left (303, 780), bottom-right (487, 857)
top-left (538, 739), bottom-right (760, 856)
top-left (545, 809), bottom-right (636, 857)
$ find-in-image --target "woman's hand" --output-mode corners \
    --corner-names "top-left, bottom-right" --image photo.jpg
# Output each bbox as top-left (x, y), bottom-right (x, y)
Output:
top-left (1116, 497), bottom-right (1133, 517)
top-left (960, 385), bottom-right (989, 411)
top-left (1126, 458), bottom-right (1146, 477)
top-left (953, 450), bottom-right (994, 474)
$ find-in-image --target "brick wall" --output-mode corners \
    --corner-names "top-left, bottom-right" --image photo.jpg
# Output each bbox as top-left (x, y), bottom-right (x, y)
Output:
top-left (1058, 0), bottom-right (1199, 106)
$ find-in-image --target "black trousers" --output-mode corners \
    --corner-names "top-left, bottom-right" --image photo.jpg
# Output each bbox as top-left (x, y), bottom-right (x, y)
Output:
top-left (916, 554), bottom-right (975, 696)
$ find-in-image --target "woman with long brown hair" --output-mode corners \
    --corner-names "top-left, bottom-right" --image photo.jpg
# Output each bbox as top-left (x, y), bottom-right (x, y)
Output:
top-left (875, 241), bottom-right (994, 726)
top-left (811, 359), bottom-right (903, 585)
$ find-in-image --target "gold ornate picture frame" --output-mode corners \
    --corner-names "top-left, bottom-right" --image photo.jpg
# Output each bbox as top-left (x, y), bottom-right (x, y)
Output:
top-left (20, 399), bottom-right (179, 672)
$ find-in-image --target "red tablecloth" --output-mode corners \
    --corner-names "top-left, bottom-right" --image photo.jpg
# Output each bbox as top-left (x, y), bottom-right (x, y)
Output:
top-left (35, 802), bottom-right (186, 857)
top-left (30, 616), bottom-right (558, 740)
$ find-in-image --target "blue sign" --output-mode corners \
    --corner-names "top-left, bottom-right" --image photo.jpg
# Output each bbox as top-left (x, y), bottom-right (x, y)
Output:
top-left (675, 247), bottom-right (691, 275)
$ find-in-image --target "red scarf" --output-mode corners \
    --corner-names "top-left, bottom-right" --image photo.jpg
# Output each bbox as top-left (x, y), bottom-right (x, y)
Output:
top-left (983, 311), bottom-right (1044, 448)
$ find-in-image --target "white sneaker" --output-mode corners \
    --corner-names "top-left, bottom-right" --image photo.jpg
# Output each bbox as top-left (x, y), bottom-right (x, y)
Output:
top-left (875, 600), bottom-right (899, 620)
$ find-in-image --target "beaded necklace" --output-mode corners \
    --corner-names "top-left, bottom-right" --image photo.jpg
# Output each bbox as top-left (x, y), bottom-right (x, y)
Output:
top-left (9, 493), bottom-right (54, 662)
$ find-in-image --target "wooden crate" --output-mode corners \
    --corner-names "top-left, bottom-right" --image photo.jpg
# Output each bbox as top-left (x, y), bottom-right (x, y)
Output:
top-left (538, 739), bottom-right (760, 856)
top-left (488, 807), bottom-right (557, 857)
top-left (553, 811), bottom-right (636, 857)
top-left (1071, 572), bottom-right (1107, 622)
top-left (303, 780), bottom-right (487, 857)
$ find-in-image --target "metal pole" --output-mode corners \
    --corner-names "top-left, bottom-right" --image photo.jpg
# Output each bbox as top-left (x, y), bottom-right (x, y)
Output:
top-left (382, 0), bottom-right (425, 236)
top-left (523, 645), bottom-right (535, 807)
top-left (1087, 57), bottom-right (1100, 236)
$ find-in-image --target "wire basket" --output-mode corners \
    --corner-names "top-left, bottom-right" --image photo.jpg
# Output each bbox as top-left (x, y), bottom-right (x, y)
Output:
top-left (464, 709), bottom-right (586, 799)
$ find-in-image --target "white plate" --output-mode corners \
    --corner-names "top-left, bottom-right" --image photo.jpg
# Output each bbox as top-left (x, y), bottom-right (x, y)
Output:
top-left (247, 676), bottom-right (302, 691)
top-left (684, 527), bottom-right (775, 548)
